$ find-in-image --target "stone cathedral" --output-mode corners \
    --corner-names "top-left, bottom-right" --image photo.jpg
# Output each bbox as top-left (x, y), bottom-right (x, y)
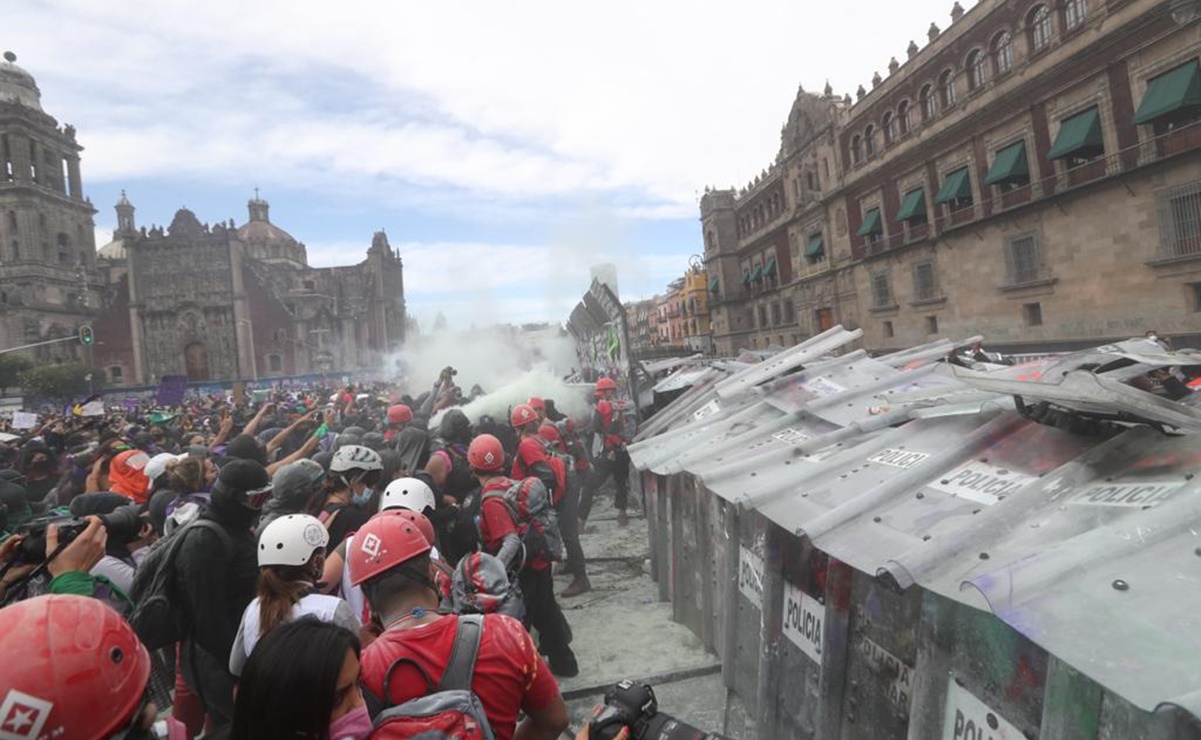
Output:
top-left (0, 53), bottom-right (405, 386)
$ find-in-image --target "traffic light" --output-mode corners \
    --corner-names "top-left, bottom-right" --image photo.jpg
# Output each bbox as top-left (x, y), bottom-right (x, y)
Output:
top-left (79, 325), bottom-right (94, 345)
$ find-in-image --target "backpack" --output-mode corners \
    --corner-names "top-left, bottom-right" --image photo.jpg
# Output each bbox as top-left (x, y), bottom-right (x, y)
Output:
top-left (481, 477), bottom-right (563, 564)
top-left (128, 519), bottom-right (233, 651)
top-left (370, 615), bottom-right (496, 740)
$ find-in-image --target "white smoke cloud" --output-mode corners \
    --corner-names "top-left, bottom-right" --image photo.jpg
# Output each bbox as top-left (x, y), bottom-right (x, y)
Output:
top-left (389, 325), bottom-right (592, 423)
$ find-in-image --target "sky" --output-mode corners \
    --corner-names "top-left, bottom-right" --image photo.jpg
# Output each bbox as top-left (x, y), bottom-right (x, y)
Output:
top-left (10, 0), bottom-right (958, 329)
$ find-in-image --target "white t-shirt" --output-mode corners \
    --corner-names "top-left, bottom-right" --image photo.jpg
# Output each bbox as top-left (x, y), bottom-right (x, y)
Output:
top-left (229, 591), bottom-right (361, 676)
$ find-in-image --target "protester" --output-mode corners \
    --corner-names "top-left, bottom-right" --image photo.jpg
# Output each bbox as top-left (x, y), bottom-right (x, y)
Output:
top-left (224, 617), bottom-right (369, 740)
top-left (107, 448), bottom-right (153, 504)
top-left (322, 445), bottom-right (382, 547)
top-left (592, 377), bottom-right (632, 527)
top-left (174, 459), bottom-right (271, 729)
top-left (257, 458), bottom-right (326, 532)
top-left (229, 514), bottom-right (359, 677)
top-left (0, 594), bottom-right (188, 740)
top-left (349, 510), bottom-right (570, 740)
top-left (469, 433), bottom-right (578, 678)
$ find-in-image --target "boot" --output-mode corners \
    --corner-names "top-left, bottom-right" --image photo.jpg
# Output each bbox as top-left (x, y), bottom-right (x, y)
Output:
top-left (548, 648), bottom-right (579, 678)
top-left (560, 573), bottom-right (592, 598)
top-left (617, 509), bottom-right (628, 527)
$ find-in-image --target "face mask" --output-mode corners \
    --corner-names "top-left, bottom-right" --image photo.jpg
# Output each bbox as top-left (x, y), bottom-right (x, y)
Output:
top-left (328, 705), bottom-right (372, 740)
top-left (352, 488), bottom-right (373, 506)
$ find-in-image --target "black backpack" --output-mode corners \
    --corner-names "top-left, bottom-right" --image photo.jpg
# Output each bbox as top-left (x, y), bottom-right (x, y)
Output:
top-left (128, 519), bottom-right (232, 651)
top-left (370, 615), bottom-right (495, 740)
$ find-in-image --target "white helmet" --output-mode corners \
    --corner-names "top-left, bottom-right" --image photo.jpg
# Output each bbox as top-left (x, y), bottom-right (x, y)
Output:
top-left (330, 444), bottom-right (383, 474)
top-left (257, 514), bottom-right (329, 568)
top-left (380, 477), bottom-right (437, 514)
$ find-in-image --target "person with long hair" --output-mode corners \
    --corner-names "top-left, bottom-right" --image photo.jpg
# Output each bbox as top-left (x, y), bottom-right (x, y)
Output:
top-left (225, 617), bottom-right (371, 740)
top-left (229, 514), bottom-right (359, 677)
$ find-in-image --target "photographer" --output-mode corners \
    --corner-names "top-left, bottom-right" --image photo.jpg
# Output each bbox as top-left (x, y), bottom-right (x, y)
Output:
top-left (0, 516), bottom-right (109, 603)
top-left (69, 492), bottom-right (157, 594)
top-left (583, 681), bottom-right (730, 740)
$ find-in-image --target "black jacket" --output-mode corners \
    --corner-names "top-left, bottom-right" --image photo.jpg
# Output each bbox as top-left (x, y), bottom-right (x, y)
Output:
top-left (174, 486), bottom-right (259, 659)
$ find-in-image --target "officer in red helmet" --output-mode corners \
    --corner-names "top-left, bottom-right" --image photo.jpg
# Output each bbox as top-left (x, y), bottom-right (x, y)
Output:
top-left (351, 508), bottom-right (568, 740)
top-left (0, 594), bottom-right (187, 739)
top-left (591, 376), bottom-right (632, 526)
top-left (383, 404), bottom-right (413, 443)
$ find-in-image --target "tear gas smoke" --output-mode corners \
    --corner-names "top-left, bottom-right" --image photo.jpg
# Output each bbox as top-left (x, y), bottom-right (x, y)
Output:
top-left (385, 325), bottom-right (593, 423)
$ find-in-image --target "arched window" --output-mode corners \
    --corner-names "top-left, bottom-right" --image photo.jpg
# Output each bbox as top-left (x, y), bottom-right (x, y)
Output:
top-left (864, 125), bottom-right (876, 157)
top-left (920, 84), bottom-right (937, 121)
top-left (883, 112), bottom-right (898, 145)
top-left (1029, 6), bottom-right (1053, 52)
top-left (992, 31), bottom-right (1014, 75)
top-left (1063, 0), bottom-right (1086, 30)
top-left (851, 135), bottom-right (862, 164)
top-left (939, 69), bottom-right (957, 109)
top-left (966, 49), bottom-right (988, 90)
top-left (898, 101), bottom-right (911, 135)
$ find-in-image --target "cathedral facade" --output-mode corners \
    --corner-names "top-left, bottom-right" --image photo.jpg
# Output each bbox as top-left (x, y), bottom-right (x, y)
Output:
top-left (0, 52), bottom-right (406, 387)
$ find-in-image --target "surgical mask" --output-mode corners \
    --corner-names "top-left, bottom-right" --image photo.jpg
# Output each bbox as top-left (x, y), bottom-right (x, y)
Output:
top-left (328, 705), bottom-right (372, 740)
top-left (352, 488), bottom-right (373, 506)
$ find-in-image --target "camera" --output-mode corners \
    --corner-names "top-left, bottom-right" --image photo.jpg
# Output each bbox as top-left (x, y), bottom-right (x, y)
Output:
top-left (589, 680), bottom-right (730, 740)
top-left (14, 506), bottom-right (145, 564)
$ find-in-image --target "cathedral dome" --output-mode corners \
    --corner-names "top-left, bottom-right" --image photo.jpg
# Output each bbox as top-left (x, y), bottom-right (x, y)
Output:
top-left (238, 218), bottom-right (297, 245)
top-left (98, 238), bottom-right (127, 261)
top-left (0, 52), bottom-right (43, 112)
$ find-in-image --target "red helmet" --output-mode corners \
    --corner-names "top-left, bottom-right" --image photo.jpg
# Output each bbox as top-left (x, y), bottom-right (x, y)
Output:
top-left (468, 434), bottom-right (506, 472)
top-left (510, 403), bottom-right (539, 429)
top-left (0, 595), bottom-right (151, 740)
top-left (382, 508), bottom-right (436, 548)
top-left (595, 377), bottom-right (617, 393)
top-left (347, 509), bottom-right (433, 587)
top-left (387, 404), bottom-right (413, 425)
top-left (527, 397), bottom-right (545, 412)
top-left (539, 423), bottom-right (564, 448)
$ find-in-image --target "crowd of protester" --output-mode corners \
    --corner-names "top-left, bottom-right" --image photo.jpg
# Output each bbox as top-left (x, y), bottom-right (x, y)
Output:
top-left (0, 365), bottom-right (636, 740)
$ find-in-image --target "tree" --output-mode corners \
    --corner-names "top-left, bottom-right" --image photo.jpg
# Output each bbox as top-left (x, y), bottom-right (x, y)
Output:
top-left (0, 354), bottom-right (34, 396)
top-left (18, 362), bottom-right (98, 401)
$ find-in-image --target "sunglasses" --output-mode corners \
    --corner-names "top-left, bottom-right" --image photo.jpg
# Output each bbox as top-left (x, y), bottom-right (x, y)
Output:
top-left (242, 485), bottom-right (274, 510)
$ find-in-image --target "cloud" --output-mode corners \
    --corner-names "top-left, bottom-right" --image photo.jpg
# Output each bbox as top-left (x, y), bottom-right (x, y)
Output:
top-left (14, 0), bottom-right (958, 211)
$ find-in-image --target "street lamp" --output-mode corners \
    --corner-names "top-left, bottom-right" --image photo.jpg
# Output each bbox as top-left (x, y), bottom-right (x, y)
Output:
top-left (236, 319), bottom-right (258, 382)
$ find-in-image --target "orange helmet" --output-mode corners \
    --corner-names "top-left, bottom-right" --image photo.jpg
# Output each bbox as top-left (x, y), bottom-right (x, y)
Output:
top-left (386, 404), bottom-right (413, 425)
top-left (510, 404), bottom-right (538, 429)
top-left (468, 434), bottom-right (506, 472)
top-left (347, 509), bottom-right (433, 587)
top-left (0, 595), bottom-right (151, 740)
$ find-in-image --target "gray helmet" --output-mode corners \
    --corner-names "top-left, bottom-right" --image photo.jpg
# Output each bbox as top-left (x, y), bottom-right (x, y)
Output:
top-left (361, 431), bottom-right (387, 451)
top-left (271, 459), bottom-right (326, 499)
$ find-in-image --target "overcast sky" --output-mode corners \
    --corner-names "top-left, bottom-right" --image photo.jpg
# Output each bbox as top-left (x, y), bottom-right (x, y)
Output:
top-left (11, 0), bottom-right (960, 329)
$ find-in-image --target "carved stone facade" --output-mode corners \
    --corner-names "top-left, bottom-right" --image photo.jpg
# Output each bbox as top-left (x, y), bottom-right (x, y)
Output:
top-left (0, 52), bottom-right (102, 365)
top-left (96, 200), bottom-right (406, 385)
top-left (702, 0), bottom-right (1201, 356)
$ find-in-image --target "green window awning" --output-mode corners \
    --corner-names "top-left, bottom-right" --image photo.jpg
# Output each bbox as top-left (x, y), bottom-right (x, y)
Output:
top-left (764, 257), bottom-right (777, 277)
top-left (894, 188), bottom-right (927, 221)
top-left (984, 141), bottom-right (1029, 185)
top-left (934, 167), bottom-right (972, 204)
top-left (750, 264), bottom-right (764, 281)
top-left (1134, 59), bottom-right (1201, 125)
top-left (1048, 107), bottom-right (1104, 160)
top-left (709, 277), bottom-right (719, 293)
top-left (805, 233), bottom-right (825, 258)
top-left (857, 207), bottom-right (883, 236)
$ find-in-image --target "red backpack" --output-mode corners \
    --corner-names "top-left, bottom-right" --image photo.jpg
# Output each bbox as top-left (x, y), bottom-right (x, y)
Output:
top-left (370, 615), bottom-right (495, 740)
